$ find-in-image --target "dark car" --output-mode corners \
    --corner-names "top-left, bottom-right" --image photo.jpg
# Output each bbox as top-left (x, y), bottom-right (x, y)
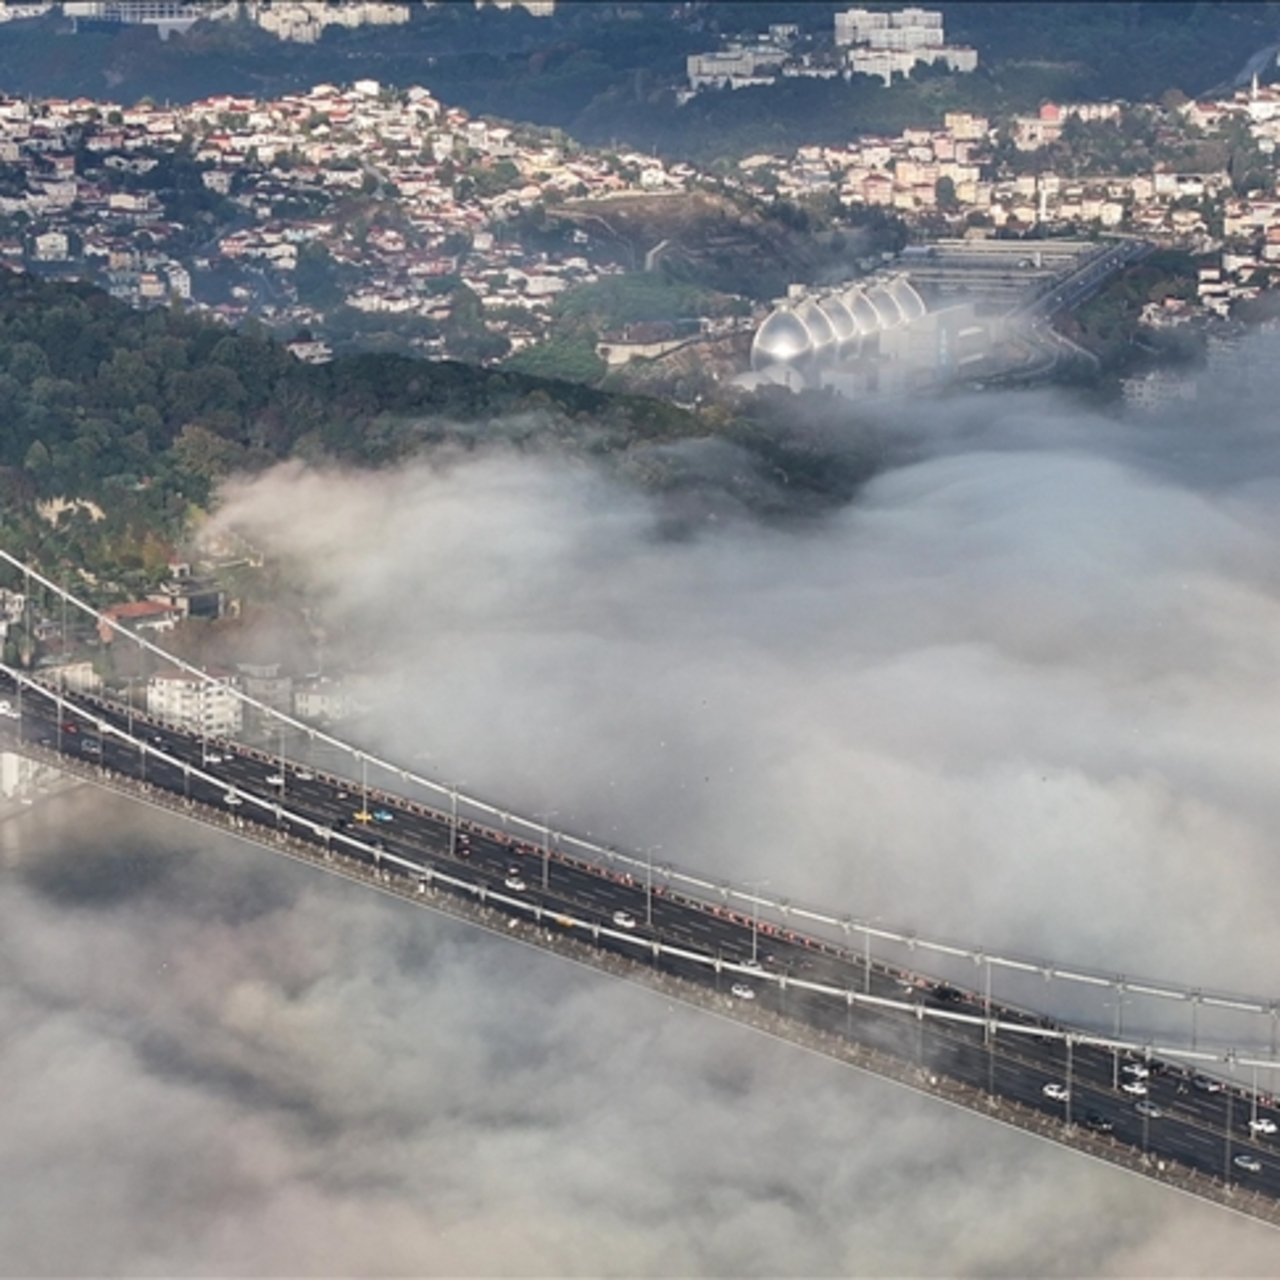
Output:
top-left (1083, 1112), bottom-right (1113, 1133)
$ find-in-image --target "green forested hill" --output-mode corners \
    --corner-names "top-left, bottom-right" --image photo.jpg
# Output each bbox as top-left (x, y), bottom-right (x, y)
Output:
top-left (0, 270), bottom-right (702, 582)
top-left (0, 270), bottom-right (888, 592)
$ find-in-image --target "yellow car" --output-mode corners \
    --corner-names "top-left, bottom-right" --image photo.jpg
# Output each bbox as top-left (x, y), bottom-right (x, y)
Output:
top-left (353, 809), bottom-right (373, 823)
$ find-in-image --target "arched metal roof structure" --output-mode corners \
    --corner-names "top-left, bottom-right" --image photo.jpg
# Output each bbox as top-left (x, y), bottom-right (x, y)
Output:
top-left (864, 282), bottom-right (906, 330)
top-left (888, 274), bottom-right (927, 324)
top-left (843, 286), bottom-right (881, 336)
top-left (750, 304), bottom-right (814, 373)
top-left (750, 273), bottom-right (931, 383)
top-left (815, 292), bottom-right (859, 358)
top-left (795, 297), bottom-right (837, 363)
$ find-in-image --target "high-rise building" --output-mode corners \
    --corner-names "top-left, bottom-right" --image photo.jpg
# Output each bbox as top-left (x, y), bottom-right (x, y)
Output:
top-left (835, 7), bottom-right (977, 83)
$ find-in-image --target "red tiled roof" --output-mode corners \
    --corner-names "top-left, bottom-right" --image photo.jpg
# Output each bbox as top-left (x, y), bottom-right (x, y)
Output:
top-left (103, 601), bottom-right (175, 620)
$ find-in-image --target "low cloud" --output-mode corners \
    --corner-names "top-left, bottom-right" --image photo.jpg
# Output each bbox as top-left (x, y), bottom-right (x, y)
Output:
top-left (2, 790), bottom-right (1278, 1275)
top-left (212, 394), bottom-right (1280, 999)
top-left (10, 369), bottom-right (1280, 1271)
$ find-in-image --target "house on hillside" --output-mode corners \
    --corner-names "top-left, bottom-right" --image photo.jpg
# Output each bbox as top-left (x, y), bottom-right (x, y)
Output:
top-left (97, 600), bottom-right (182, 644)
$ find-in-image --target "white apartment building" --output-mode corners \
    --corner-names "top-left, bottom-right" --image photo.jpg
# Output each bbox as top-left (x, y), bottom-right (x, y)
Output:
top-left (836, 6), bottom-right (974, 82)
top-left (147, 671), bottom-right (243, 738)
top-left (836, 6), bottom-right (942, 44)
top-left (1122, 371), bottom-right (1199, 412)
top-left (836, 7), bottom-right (881, 44)
top-left (687, 45), bottom-right (786, 90)
top-left (166, 263), bottom-right (191, 298)
top-left (40, 661), bottom-right (102, 695)
top-left (849, 45), bottom-right (976, 84)
top-left (865, 24), bottom-right (944, 50)
top-left (245, 1), bottom-right (410, 44)
top-left (293, 677), bottom-right (352, 724)
top-left (0, 5), bottom-right (53, 22)
top-left (32, 230), bottom-right (69, 261)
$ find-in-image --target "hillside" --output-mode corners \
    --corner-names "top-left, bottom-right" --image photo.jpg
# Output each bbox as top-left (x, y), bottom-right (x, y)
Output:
top-left (0, 271), bottom-right (888, 592)
top-left (0, 270), bottom-right (697, 584)
top-left (0, 4), bottom-right (1273, 164)
top-left (541, 190), bottom-right (904, 300)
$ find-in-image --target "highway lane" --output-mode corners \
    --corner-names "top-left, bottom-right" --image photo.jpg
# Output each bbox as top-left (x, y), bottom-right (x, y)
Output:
top-left (6, 674), bottom-right (1280, 1203)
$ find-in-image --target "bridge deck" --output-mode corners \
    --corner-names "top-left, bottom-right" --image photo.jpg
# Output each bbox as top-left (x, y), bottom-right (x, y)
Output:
top-left (4, 674), bottom-right (1280, 1230)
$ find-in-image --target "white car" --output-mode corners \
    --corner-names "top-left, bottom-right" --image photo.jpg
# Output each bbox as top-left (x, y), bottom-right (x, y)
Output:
top-left (1121, 1080), bottom-right (1149, 1096)
top-left (504, 874), bottom-right (527, 892)
top-left (223, 792), bottom-right (242, 807)
top-left (266, 774), bottom-right (285, 787)
top-left (1135, 1101), bottom-right (1163, 1118)
top-left (611, 910), bottom-right (637, 930)
top-left (294, 768), bottom-right (314, 781)
top-left (1249, 1118), bottom-right (1278, 1136)
top-left (730, 983), bottom-right (756, 1001)
top-left (1234, 1153), bottom-right (1263, 1174)
top-left (1121, 1062), bottom-right (1150, 1080)
top-left (203, 752), bottom-right (223, 765)
top-left (1042, 1083), bottom-right (1070, 1102)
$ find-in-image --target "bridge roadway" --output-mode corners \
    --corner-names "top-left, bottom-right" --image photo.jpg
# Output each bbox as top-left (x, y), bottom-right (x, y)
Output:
top-left (6, 669), bottom-right (1280, 1226)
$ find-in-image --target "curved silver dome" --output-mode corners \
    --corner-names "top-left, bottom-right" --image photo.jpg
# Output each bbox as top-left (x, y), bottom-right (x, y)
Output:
top-left (864, 283), bottom-right (905, 329)
top-left (750, 305), bottom-right (813, 372)
top-left (888, 274), bottom-right (926, 324)
top-left (795, 298), bottom-right (837, 364)
top-left (816, 293), bottom-right (859, 357)
top-left (843, 286), bottom-right (881, 336)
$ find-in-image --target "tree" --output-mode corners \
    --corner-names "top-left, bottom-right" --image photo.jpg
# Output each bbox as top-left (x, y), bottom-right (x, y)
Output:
top-left (171, 422), bottom-right (246, 487)
top-left (7, 341), bottom-right (50, 387)
top-left (935, 175), bottom-right (959, 211)
top-left (504, 338), bottom-right (606, 384)
top-left (22, 439), bottom-right (50, 479)
top-left (294, 242), bottom-right (345, 310)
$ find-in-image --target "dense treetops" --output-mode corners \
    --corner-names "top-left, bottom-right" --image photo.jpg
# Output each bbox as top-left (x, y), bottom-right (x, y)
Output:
top-left (0, 269), bottom-right (704, 584)
top-left (0, 270), bottom-right (890, 595)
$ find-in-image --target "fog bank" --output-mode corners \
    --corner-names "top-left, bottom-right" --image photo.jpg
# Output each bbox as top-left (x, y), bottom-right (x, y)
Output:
top-left (11, 377), bottom-right (1280, 1272)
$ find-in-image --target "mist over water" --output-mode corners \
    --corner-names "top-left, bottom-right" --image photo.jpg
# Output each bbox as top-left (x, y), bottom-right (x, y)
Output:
top-left (9, 370), bottom-right (1280, 1270)
top-left (212, 381), bottom-right (1280, 996)
top-left (1, 788), bottom-right (1278, 1275)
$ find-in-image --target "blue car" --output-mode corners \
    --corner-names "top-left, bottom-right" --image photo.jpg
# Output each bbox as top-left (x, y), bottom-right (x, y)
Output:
top-left (373, 808), bottom-right (394, 823)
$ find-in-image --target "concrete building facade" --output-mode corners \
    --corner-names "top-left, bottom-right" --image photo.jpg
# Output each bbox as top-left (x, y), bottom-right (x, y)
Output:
top-left (147, 671), bottom-right (243, 737)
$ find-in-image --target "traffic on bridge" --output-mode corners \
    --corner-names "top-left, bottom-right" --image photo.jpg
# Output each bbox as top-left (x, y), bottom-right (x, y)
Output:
top-left (3, 656), bottom-right (1280, 1228)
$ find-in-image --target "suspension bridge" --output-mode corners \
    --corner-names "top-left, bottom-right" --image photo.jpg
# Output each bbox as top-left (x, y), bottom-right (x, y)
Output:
top-left (2, 546), bottom-right (1279, 1231)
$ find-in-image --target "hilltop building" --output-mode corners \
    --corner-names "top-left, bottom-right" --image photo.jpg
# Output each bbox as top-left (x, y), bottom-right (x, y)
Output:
top-left (687, 39), bottom-right (791, 91)
top-left (62, 1), bottom-right (205, 38)
top-left (835, 7), bottom-right (977, 84)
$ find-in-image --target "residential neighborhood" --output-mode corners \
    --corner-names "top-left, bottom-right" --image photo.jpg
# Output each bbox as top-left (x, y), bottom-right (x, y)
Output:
top-left (0, 77), bottom-right (699, 361)
top-left (3, 60), bottom-right (1280, 372)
